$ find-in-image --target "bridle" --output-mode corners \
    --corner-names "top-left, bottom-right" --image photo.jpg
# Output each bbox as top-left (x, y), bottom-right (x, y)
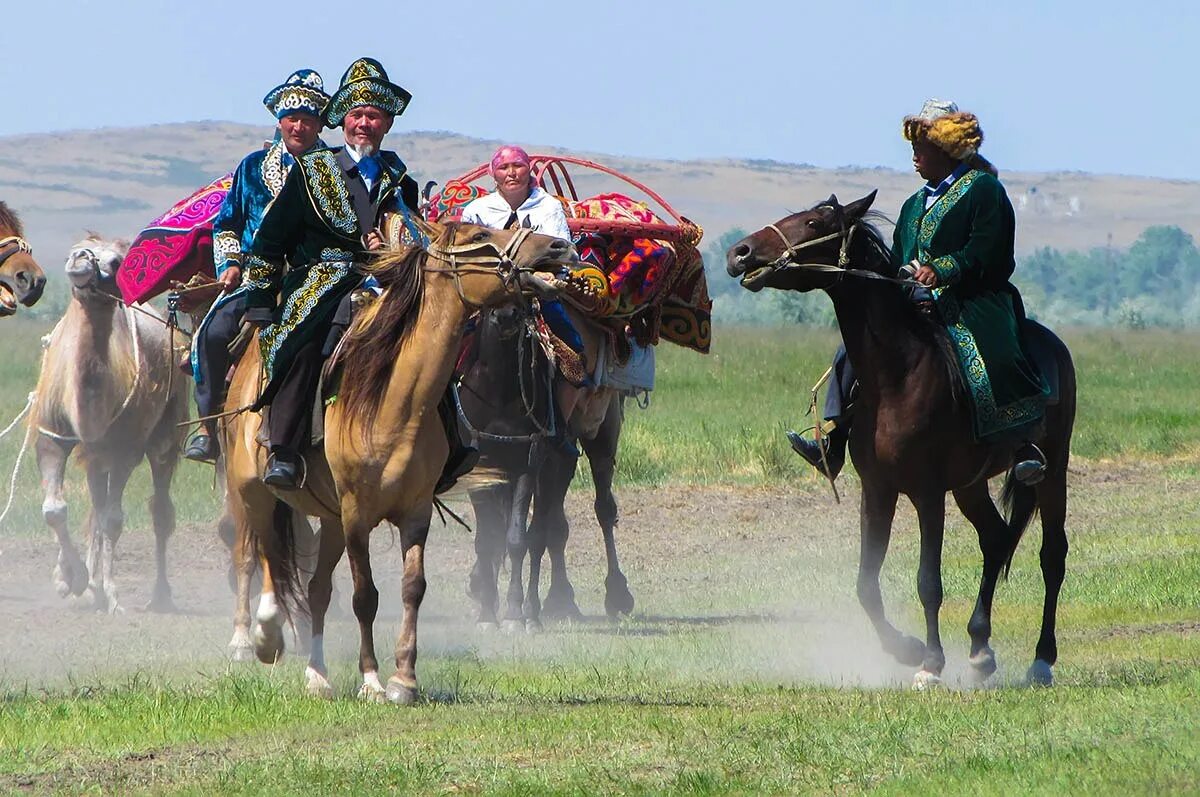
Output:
top-left (758, 221), bottom-right (920, 287)
top-left (422, 226), bottom-right (548, 308)
top-left (0, 236), bottom-right (33, 271)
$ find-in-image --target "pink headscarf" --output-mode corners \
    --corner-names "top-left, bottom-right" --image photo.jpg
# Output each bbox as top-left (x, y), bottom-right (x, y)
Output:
top-left (489, 145), bottom-right (532, 179)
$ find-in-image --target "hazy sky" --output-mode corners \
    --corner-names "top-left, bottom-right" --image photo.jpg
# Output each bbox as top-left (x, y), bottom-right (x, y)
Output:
top-left (4, 0), bottom-right (1196, 178)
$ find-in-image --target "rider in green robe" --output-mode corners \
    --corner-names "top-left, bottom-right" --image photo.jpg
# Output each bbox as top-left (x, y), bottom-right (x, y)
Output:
top-left (788, 99), bottom-right (1049, 484)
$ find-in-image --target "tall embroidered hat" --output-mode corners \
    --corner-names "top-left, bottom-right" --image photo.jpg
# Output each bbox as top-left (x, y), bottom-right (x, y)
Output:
top-left (262, 69), bottom-right (330, 121)
top-left (323, 57), bottom-right (412, 127)
top-left (902, 98), bottom-right (984, 162)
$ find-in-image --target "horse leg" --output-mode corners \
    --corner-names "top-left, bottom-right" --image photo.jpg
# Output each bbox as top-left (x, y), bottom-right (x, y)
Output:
top-left (387, 512), bottom-right (431, 705)
top-left (38, 435), bottom-right (86, 598)
top-left (92, 456), bottom-right (138, 616)
top-left (501, 480), bottom-right (531, 632)
top-left (290, 510), bottom-right (318, 655)
top-left (586, 405), bottom-right (633, 619)
top-left (911, 491), bottom-right (948, 686)
top-left (343, 515), bottom-right (383, 701)
top-left (467, 487), bottom-right (504, 627)
top-left (540, 456), bottom-right (582, 621)
top-left (953, 483), bottom-right (1013, 681)
top-left (1030, 471), bottom-right (1068, 686)
top-left (856, 480), bottom-right (925, 667)
top-left (225, 497), bottom-right (257, 662)
top-left (305, 516), bottom-right (345, 698)
top-left (144, 448), bottom-right (179, 613)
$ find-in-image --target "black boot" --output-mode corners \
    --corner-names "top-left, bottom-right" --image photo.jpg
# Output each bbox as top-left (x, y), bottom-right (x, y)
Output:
top-left (786, 427), bottom-right (847, 479)
top-left (184, 431), bottom-right (219, 463)
top-left (263, 449), bottom-right (301, 490)
top-left (1012, 442), bottom-right (1046, 486)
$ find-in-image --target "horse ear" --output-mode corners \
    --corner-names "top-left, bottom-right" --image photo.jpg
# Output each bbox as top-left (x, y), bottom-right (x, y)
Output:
top-left (827, 193), bottom-right (839, 208)
top-left (842, 190), bottom-right (878, 219)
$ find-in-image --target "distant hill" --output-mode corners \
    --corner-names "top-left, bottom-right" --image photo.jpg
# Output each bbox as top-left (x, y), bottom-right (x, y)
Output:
top-left (3, 122), bottom-right (1199, 274)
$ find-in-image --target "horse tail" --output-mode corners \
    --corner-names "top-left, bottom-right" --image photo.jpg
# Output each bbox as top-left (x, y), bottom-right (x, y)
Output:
top-left (999, 471), bottom-right (1038, 578)
top-left (259, 499), bottom-right (307, 618)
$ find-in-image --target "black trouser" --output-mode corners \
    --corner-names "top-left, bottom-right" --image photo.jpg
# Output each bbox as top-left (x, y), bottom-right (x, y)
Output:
top-left (824, 343), bottom-right (856, 424)
top-left (267, 293), bottom-right (355, 454)
top-left (195, 295), bottom-right (248, 420)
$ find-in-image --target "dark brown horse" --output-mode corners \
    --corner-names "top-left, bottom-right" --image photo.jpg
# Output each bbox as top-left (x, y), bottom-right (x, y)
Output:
top-left (461, 305), bottom-right (633, 631)
top-left (726, 192), bottom-right (1075, 687)
top-left (0, 201), bottom-right (47, 313)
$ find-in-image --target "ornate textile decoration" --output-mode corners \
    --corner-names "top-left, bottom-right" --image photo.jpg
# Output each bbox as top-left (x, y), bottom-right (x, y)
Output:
top-left (243, 254), bottom-right (279, 292)
top-left (258, 260), bottom-right (353, 378)
top-left (431, 181), bottom-right (489, 218)
top-left (568, 193), bottom-right (711, 353)
top-left (299, 150), bottom-right (358, 236)
top-left (323, 57), bottom-right (411, 127)
top-left (117, 173), bottom-right (232, 304)
top-left (212, 230), bottom-right (240, 267)
top-left (263, 69), bottom-right (330, 120)
top-left (261, 141), bottom-right (288, 197)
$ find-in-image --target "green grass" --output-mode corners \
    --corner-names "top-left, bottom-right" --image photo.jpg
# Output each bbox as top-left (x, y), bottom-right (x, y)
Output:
top-left (2, 318), bottom-right (1200, 793)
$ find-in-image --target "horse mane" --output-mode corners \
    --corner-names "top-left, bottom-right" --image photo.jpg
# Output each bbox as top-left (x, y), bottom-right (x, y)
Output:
top-left (850, 209), bottom-right (968, 404)
top-left (0, 201), bottom-right (24, 236)
top-left (333, 227), bottom-right (443, 435)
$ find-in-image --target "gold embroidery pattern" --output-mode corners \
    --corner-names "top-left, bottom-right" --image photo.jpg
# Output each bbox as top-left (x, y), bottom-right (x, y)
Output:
top-left (929, 254), bottom-right (960, 285)
top-left (326, 85), bottom-right (408, 125)
top-left (213, 230), bottom-right (241, 270)
top-left (243, 254), bottom-right (279, 291)
top-left (918, 169), bottom-right (980, 255)
top-left (301, 151), bottom-right (357, 236)
top-left (259, 261), bottom-right (353, 377)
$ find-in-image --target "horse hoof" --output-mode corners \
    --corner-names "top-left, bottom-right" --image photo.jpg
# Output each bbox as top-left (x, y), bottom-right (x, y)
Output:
top-left (305, 667), bottom-right (335, 699)
top-left (53, 561), bottom-right (89, 598)
top-left (604, 577), bottom-right (635, 618)
top-left (525, 618), bottom-right (543, 635)
top-left (500, 619), bottom-right (524, 634)
top-left (912, 670), bottom-right (943, 691)
top-left (357, 683), bottom-right (387, 704)
top-left (385, 678), bottom-right (419, 706)
top-left (228, 643), bottom-right (255, 663)
top-left (1026, 659), bottom-right (1054, 687)
top-left (253, 621), bottom-right (285, 664)
top-left (968, 647), bottom-right (998, 681)
top-left (543, 588), bottom-right (583, 621)
top-left (890, 635), bottom-right (927, 668)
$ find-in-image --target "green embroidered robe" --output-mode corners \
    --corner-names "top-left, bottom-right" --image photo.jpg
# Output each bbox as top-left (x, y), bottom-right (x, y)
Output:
top-left (244, 146), bottom-right (419, 404)
top-left (892, 169), bottom-right (1049, 440)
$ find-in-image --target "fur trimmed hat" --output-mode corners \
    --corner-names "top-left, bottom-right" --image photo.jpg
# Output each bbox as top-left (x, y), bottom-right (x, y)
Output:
top-left (902, 99), bottom-right (984, 161)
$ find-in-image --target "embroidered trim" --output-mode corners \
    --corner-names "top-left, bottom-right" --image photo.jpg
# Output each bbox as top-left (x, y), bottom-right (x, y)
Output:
top-left (258, 261), bottom-right (353, 377)
top-left (918, 169), bottom-right (980, 257)
top-left (213, 230), bottom-right (241, 270)
top-left (929, 254), bottom-right (961, 286)
top-left (243, 253), bottom-right (279, 291)
top-left (319, 247), bottom-right (354, 262)
top-left (261, 141), bottom-right (288, 198)
top-left (299, 150), bottom-right (358, 237)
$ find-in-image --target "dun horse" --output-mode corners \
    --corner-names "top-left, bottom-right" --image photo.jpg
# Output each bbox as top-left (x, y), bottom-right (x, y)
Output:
top-left (225, 222), bottom-right (575, 703)
top-left (0, 201), bottom-right (47, 315)
top-left (34, 235), bottom-right (187, 613)
top-left (462, 305), bottom-right (633, 631)
top-left (726, 193), bottom-right (1075, 687)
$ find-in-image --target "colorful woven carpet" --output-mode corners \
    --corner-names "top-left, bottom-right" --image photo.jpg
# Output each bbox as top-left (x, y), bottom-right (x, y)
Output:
top-left (117, 174), bottom-right (231, 304)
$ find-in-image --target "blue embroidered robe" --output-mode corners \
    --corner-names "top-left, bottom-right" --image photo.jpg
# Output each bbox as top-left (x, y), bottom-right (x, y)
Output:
top-left (893, 168), bottom-right (1049, 440)
top-left (190, 137), bottom-right (323, 384)
top-left (243, 146), bottom-right (421, 405)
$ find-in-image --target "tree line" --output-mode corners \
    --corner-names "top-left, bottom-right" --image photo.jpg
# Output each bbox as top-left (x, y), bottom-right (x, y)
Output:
top-left (704, 224), bottom-right (1200, 329)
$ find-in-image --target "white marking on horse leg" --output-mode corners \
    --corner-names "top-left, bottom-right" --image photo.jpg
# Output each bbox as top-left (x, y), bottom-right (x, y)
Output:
top-left (308, 633), bottom-right (326, 674)
top-left (256, 592), bottom-right (280, 624)
top-left (912, 669), bottom-right (943, 691)
top-left (227, 627), bottom-right (254, 662)
top-left (358, 671), bottom-right (386, 702)
top-left (1027, 659), bottom-right (1054, 687)
top-left (304, 664), bottom-right (334, 699)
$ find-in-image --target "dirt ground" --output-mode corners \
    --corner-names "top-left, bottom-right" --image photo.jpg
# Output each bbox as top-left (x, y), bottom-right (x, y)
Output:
top-left (0, 463), bottom-right (1169, 691)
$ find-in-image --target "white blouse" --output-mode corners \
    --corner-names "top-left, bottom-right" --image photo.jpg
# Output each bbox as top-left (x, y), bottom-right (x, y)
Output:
top-left (460, 186), bottom-right (573, 242)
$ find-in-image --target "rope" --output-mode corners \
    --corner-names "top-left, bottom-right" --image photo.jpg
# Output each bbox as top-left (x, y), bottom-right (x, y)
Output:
top-left (803, 367), bottom-right (840, 504)
top-left (0, 392), bottom-right (36, 530)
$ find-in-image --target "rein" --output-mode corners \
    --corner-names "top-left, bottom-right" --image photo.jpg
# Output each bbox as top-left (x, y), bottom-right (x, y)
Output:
top-left (761, 223), bottom-right (921, 287)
